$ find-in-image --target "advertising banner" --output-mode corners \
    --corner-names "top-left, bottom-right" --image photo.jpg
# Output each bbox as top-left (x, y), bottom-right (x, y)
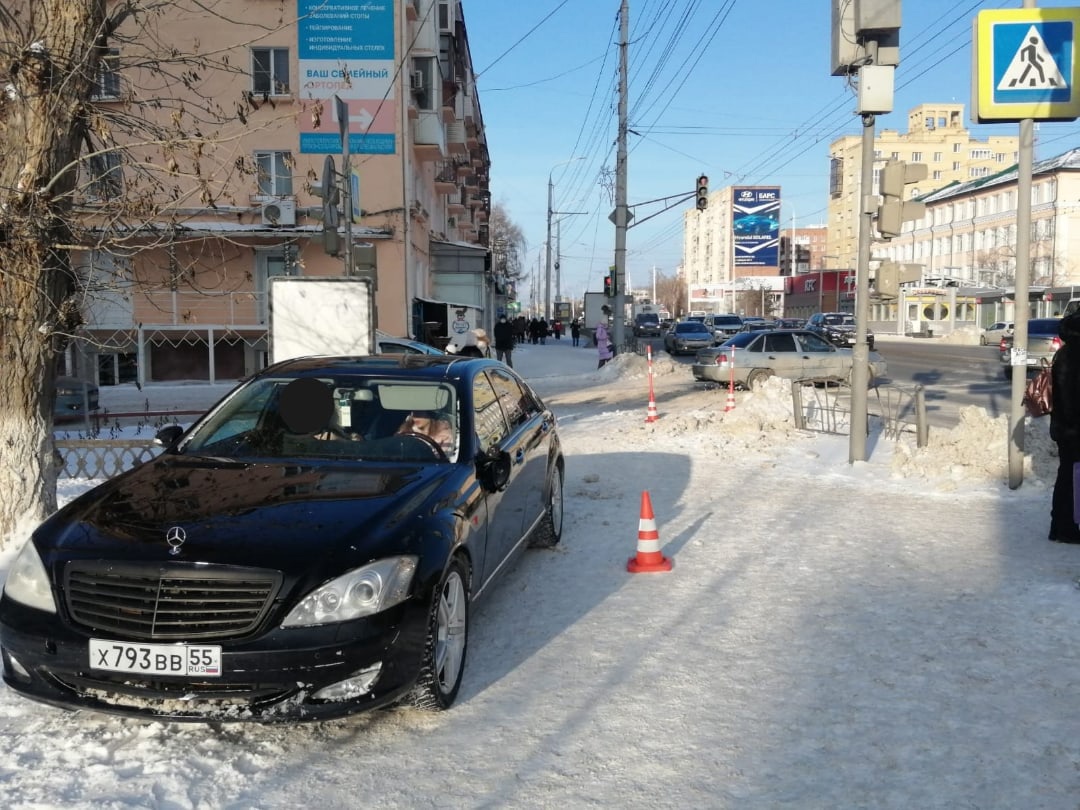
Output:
top-left (732, 187), bottom-right (781, 267)
top-left (298, 1), bottom-right (397, 154)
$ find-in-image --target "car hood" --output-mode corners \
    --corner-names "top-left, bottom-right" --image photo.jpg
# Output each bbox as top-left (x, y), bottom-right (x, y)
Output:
top-left (36, 456), bottom-right (459, 569)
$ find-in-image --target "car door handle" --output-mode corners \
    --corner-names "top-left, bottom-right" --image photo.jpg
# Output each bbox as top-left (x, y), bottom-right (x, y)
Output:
top-left (515, 449), bottom-right (525, 464)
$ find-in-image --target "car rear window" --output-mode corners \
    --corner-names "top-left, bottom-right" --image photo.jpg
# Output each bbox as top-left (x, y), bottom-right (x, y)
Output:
top-left (711, 316), bottom-right (742, 326)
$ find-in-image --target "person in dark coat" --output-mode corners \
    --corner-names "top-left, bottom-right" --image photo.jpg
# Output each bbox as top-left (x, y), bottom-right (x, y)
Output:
top-left (1048, 311), bottom-right (1080, 543)
top-left (570, 319), bottom-right (581, 347)
top-left (493, 314), bottom-right (515, 368)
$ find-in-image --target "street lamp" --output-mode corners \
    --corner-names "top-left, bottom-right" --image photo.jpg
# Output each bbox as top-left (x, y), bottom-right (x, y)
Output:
top-left (546, 157), bottom-right (585, 320)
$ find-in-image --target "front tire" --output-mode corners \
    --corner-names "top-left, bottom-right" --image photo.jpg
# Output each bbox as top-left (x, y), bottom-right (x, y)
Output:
top-left (529, 462), bottom-right (564, 548)
top-left (410, 557), bottom-right (469, 710)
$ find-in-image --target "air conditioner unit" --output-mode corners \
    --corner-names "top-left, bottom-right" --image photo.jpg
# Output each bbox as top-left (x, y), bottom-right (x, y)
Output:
top-left (261, 199), bottom-right (296, 226)
top-left (410, 70), bottom-right (425, 93)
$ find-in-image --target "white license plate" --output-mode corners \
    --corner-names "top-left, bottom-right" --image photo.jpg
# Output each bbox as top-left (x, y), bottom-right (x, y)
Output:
top-left (89, 639), bottom-right (222, 677)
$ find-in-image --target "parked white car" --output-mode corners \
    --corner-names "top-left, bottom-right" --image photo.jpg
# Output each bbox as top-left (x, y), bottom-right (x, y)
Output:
top-left (980, 321), bottom-right (1013, 346)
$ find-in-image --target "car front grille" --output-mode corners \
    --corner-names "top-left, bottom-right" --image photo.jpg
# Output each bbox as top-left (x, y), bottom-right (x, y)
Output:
top-left (64, 561), bottom-right (282, 641)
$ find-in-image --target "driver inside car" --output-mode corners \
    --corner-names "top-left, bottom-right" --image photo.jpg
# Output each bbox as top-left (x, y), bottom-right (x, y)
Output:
top-left (396, 410), bottom-right (454, 453)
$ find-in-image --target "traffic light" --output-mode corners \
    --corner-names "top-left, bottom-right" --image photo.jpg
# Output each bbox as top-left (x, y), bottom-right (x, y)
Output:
top-left (877, 159), bottom-right (927, 239)
top-left (603, 274), bottom-right (614, 297)
top-left (695, 174), bottom-right (709, 211)
top-left (312, 155), bottom-right (341, 255)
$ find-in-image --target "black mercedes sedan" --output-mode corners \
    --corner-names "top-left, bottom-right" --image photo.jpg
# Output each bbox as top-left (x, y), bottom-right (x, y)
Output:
top-left (1, 355), bottom-right (564, 722)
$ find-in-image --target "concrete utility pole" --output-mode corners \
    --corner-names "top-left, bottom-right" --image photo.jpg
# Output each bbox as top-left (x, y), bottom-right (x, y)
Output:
top-left (612, 0), bottom-right (630, 350)
top-left (546, 158), bottom-right (585, 320)
top-left (1009, 0), bottom-right (1037, 488)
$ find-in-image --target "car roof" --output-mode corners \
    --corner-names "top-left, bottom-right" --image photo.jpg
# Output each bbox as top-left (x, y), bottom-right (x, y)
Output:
top-left (262, 354), bottom-right (498, 381)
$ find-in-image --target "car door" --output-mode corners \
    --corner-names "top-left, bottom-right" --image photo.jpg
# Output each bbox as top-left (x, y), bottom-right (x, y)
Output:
top-left (486, 367), bottom-right (550, 553)
top-left (760, 332), bottom-right (804, 380)
top-left (796, 331), bottom-right (841, 380)
top-left (470, 372), bottom-right (515, 586)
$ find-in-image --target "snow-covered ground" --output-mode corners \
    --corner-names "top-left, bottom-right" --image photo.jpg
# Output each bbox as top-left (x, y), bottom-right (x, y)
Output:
top-left (2, 340), bottom-right (1078, 809)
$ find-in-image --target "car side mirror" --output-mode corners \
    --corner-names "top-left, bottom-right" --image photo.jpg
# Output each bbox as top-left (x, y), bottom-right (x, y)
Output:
top-left (477, 447), bottom-right (511, 492)
top-left (154, 425), bottom-right (184, 449)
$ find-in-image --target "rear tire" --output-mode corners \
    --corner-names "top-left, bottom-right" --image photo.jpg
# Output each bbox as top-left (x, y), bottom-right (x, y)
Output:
top-left (747, 369), bottom-right (773, 390)
top-left (410, 557), bottom-right (469, 711)
top-left (529, 463), bottom-right (564, 548)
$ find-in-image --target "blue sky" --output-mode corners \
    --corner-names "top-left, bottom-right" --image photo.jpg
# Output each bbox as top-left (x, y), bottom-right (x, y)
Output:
top-left (462, 0), bottom-right (1080, 301)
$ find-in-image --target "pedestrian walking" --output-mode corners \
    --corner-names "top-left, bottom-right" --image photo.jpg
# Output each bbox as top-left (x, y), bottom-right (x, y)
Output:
top-left (538, 318), bottom-right (549, 345)
top-left (570, 319), bottom-right (581, 347)
top-left (553, 320), bottom-right (563, 341)
top-left (493, 314), bottom-right (515, 368)
top-left (1049, 311), bottom-right (1080, 543)
top-left (596, 305), bottom-right (614, 369)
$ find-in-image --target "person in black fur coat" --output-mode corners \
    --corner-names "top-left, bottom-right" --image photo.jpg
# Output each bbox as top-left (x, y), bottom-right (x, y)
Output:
top-left (1048, 312), bottom-right (1080, 543)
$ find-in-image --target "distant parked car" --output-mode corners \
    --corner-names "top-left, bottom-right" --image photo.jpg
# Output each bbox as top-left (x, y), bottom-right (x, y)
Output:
top-left (806, 311), bottom-right (875, 351)
top-left (773, 318), bottom-right (806, 330)
top-left (999, 318), bottom-right (1062, 379)
top-left (376, 333), bottom-right (446, 355)
top-left (703, 314), bottom-right (743, 343)
top-left (981, 321), bottom-right (1013, 346)
top-left (692, 329), bottom-right (887, 389)
top-left (737, 317), bottom-right (769, 333)
top-left (663, 320), bottom-right (715, 355)
top-left (53, 376), bottom-right (99, 423)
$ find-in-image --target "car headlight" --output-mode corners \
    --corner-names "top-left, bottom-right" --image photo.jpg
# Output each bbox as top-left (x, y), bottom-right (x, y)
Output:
top-left (3, 539), bottom-right (57, 614)
top-left (281, 555), bottom-right (419, 628)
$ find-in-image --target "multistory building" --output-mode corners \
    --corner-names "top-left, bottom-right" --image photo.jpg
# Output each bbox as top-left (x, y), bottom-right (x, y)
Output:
top-left (827, 103), bottom-right (1019, 269)
top-left (67, 0), bottom-right (494, 386)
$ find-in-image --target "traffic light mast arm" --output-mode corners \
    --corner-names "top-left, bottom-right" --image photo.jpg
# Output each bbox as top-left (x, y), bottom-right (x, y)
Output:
top-left (627, 191), bottom-right (696, 229)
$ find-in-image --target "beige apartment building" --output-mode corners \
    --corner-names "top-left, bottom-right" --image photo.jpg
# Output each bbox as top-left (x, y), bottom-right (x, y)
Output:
top-left (67, 0), bottom-right (494, 386)
top-left (827, 103), bottom-right (1019, 269)
top-left (874, 147), bottom-right (1080, 333)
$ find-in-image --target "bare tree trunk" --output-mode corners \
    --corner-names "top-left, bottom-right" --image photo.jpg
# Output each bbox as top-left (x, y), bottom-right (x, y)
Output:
top-left (0, 0), bottom-right (106, 543)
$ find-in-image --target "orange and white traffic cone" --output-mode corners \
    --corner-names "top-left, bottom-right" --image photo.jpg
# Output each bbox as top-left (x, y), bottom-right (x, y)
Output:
top-left (627, 491), bottom-right (672, 573)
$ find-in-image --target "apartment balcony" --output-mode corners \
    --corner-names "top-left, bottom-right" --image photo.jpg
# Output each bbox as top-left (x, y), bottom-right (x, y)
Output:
top-left (446, 122), bottom-right (467, 155)
top-left (434, 161), bottom-right (458, 195)
top-left (413, 112), bottom-right (446, 163)
top-left (447, 198), bottom-right (467, 216)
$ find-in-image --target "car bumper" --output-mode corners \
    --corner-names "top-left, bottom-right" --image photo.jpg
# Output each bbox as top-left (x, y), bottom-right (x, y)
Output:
top-left (692, 363), bottom-right (726, 382)
top-left (0, 596), bottom-right (429, 723)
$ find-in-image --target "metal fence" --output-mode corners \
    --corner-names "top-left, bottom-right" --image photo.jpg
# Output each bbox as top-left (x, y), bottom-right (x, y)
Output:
top-left (56, 439), bottom-right (162, 479)
top-left (791, 381), bottom-right (928, 447)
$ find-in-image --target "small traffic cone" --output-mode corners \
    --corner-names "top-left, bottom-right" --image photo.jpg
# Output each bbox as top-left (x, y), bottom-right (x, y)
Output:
top-left (627, 491), bottom-right (672, 573)
top-left (724, 380), bottom-right (736, 413)
top-left (645, 395), bottom-right (659, 423)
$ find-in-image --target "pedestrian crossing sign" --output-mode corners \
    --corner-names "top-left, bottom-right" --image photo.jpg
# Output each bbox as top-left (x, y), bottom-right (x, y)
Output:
top-left (974, 8), bottom-right (1080, 122)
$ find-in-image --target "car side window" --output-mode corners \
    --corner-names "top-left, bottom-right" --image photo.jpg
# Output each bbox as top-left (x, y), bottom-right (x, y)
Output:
top-left (764, 333), bottom-right (796, 352)
top-left (797, 333), bottom-right (834, 352)
top-left (487, 368), bottom-right (533, 431)
top-left (473, 375), bottom-right (508, 452)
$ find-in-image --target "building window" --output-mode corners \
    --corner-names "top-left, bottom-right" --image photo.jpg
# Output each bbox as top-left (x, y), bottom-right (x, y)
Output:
top-left (891, 151), bottom-right (900, 160)
top-left (938, 117), bottom-right (947, 128)
top-left (252, 47), bottom-right (290, 95)
top-left (933, 152), bottom-right (943, 162)
top-left (912, 151), bottom-right (922, 162)
top-left (953, 142), bottom-right (961, 152)
top-left (925, 116), bottom-right (935, 129)
top-left (254, 150), bottom-right (293, 196)
top-left (86, 151), bottom-right (123, 199)
top-left (932, 170), bottom-right (943, 180)
top-left (92, 48), bottom-right (121, 100)
top-left (829, 156), bottom-right (843, 197)
top-left (971, 148), bottom-right (991, 160)
top-left (952, 161), bottom-right (961, 171)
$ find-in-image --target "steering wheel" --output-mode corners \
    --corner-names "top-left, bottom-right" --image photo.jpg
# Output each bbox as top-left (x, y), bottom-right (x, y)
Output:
top-left (399, 432), bottom-right (446, 459)
top-left (317, 426), bottom-right (361, 441)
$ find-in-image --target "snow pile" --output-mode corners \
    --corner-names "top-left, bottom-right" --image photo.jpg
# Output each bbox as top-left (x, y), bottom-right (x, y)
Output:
top-left (890, 407), bottom-right (1058, 486)
top-left (595, 349), bottom-right (681, 379)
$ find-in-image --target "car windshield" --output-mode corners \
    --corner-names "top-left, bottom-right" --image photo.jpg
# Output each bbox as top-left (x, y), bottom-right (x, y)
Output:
top-left (712, 316), bottom-right (742, 326)
top-left (822, 314), bottom-right (854, 326)
top-left (181, 375), bottom-right (458, 462)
